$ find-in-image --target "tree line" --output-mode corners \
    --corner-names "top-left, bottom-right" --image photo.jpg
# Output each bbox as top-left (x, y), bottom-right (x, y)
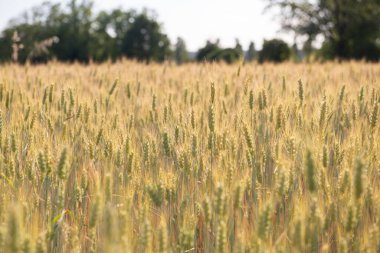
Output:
top-left (1, 0), bottom-right (379, 64)
top-left (266, 0), bottom-right (380, 61)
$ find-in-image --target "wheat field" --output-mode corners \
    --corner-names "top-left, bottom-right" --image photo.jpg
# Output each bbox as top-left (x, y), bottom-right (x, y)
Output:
top-left (0, 62), bottom-right (379, 252)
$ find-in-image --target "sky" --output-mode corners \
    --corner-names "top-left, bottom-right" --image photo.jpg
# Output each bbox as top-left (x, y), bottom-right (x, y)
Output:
top-left (0, 0), bottom-right (289, 51)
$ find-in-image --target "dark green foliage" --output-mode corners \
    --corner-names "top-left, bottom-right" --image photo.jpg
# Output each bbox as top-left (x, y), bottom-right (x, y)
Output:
top-left (196, 40), bottom-right (242, 64)
top-left (196, 40), bottom-right (222, 62)
top-left (266, 0), bottom-right (380, 61)
top-left (90, 9), bottom-right (137, 61)
top-left (259, 39), bottom-right (291, 63)
top-left (121, 12), bottom-right (171, 63)
top-left (246, 41), bottom-right (256, 62)
top-left (0, 1), bottom-right (172, 63)
top-left (175, 37), bottom-right (189, 65)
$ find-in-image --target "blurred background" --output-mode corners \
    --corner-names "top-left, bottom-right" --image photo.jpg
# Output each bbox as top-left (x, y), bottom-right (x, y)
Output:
top-left (0, 0), bottom-right (379, 64)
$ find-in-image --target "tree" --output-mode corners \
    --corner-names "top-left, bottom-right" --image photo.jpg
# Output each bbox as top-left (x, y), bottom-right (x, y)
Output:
top-left (175, 37), bottom-right (188, 64)
top-left (234, 39), bottom-right (243, 58)
top-left (259, 39), bottom-right (291, 63)
top-left (196, 40), bottom-right (222, 62)
top-left (265, 0), bottom-right (380, 61)
top-left (219, 48), bottom-right (241, 64)
top-left (0, 2), bottom-right (61, 63)
top-left (196, 40), bottom-right (241, 64)
top-left (0, 0), bottom-right (95, 63)
top-left (246, 41), bottom-right (256, 62)
top-left (52, 0), bottom-right (94, 62)
top-left (121, 12), bottom-right (171, 63)
top-left (90, 10), bottom-right (137, 61)
top-left (0, 1), bottom-right (172, 63)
